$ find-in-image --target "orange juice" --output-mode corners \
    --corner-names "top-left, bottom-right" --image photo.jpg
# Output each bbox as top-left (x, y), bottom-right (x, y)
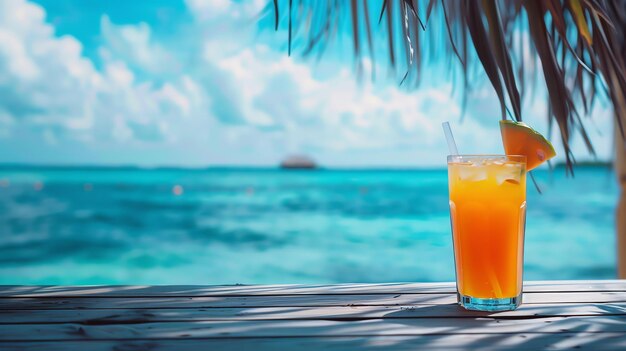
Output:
top-left (447, 155), bottom-right (526, 311)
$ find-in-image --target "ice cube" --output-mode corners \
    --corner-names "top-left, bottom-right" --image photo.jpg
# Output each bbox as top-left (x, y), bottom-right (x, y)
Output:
top-left (496, 163), bottom-right (522, 185)
top-left (458, 165), bottom-right (488, 182)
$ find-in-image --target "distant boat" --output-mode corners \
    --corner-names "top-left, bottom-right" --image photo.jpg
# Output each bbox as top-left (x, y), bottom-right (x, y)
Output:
top-left (280, 155), bottom-right (317, 169)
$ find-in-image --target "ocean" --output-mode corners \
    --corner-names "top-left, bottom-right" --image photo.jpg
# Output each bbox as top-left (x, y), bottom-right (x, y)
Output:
top-left (0, 166), bottom-right (618, 285)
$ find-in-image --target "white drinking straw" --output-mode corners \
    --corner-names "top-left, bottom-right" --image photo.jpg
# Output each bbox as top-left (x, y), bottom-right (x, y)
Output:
top-left (443, 120), bottom-right (503, 297)
top-left (442, 122), bottom-right (459, 155)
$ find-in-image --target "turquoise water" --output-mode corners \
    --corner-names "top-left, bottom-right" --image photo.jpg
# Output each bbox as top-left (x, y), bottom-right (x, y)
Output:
top-left (0, 166), bottom-right (618, 285)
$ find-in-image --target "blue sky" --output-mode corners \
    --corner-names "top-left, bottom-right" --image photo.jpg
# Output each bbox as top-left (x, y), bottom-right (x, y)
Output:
top-left (0, 0), bottom-right (614, 167)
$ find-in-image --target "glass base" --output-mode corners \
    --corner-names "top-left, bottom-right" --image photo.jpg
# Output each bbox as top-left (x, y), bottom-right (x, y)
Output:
top-left (458, 293), bottom-right (522, 311)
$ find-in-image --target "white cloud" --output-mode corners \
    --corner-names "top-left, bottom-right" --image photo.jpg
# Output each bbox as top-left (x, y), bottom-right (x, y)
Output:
top-left (159, 83), bottom-right (191, 116)
top-left (185, 0), bottom-right (265, 21)
top-left (105, 61), bottom-right (134, 86)
top-left (0, 0), bottom-right (197, 145)
top-left (202, 37), bottom-right (496, 164)
top-left (100, 15), bottom-right (175, 74)
top-left (186, 0), bottom-right (230, 17)
top-left (0, 29), bottom-right (39, 79)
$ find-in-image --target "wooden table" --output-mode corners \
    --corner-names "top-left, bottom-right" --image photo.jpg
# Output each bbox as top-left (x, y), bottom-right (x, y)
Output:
top-left (0, 281), bottom-right (625, 350)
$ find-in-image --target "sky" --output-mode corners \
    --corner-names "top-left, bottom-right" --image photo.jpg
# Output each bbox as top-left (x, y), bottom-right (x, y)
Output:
top-left (0, 0), bottom-right (615, 167)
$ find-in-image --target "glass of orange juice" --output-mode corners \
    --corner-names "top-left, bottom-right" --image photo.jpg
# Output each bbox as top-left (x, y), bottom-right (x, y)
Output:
top-left (447, 155), bottom-right (527, 311)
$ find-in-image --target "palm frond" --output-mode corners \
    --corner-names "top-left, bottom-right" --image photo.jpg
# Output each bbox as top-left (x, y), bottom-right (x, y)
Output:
top-left (269, 0), bottom-right (626, 170)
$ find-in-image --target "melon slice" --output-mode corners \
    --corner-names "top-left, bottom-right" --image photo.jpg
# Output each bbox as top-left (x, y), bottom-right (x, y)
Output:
top-left (500, 120), bottom-right (556, 171)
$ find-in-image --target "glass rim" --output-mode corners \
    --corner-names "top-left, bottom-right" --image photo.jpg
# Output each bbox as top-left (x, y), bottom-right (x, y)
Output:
top-left (447, 154), bottom-right (526, 161)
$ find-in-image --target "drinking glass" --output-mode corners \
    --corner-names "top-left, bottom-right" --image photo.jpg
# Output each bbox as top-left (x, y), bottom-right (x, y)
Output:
top-left (447, 155), bottom-right (527, 311)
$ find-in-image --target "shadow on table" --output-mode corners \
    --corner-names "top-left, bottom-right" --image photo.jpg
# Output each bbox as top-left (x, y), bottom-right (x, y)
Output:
top-left (63, 304), bottom-right (623, 351)
top-left (374, 304), bottom-right (626, 350)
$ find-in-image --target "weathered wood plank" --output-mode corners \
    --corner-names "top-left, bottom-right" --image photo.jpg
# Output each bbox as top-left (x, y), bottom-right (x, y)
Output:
top-left (0, 294), bottom-right (453, 309)
top-left (0, 316), bottom-right (624, 341)
top-left (1, 281), bottom-right (624, 297)
top-left (0, 292), bottom-right (624, 311)
top-left (1, 333), bottom-right (625, 351)
top-left (1, 303), bottom-right (625, 324)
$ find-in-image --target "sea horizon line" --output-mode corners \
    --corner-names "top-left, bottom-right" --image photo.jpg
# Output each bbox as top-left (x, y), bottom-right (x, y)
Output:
top-left (0, 161), bottom-right (613, 172)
